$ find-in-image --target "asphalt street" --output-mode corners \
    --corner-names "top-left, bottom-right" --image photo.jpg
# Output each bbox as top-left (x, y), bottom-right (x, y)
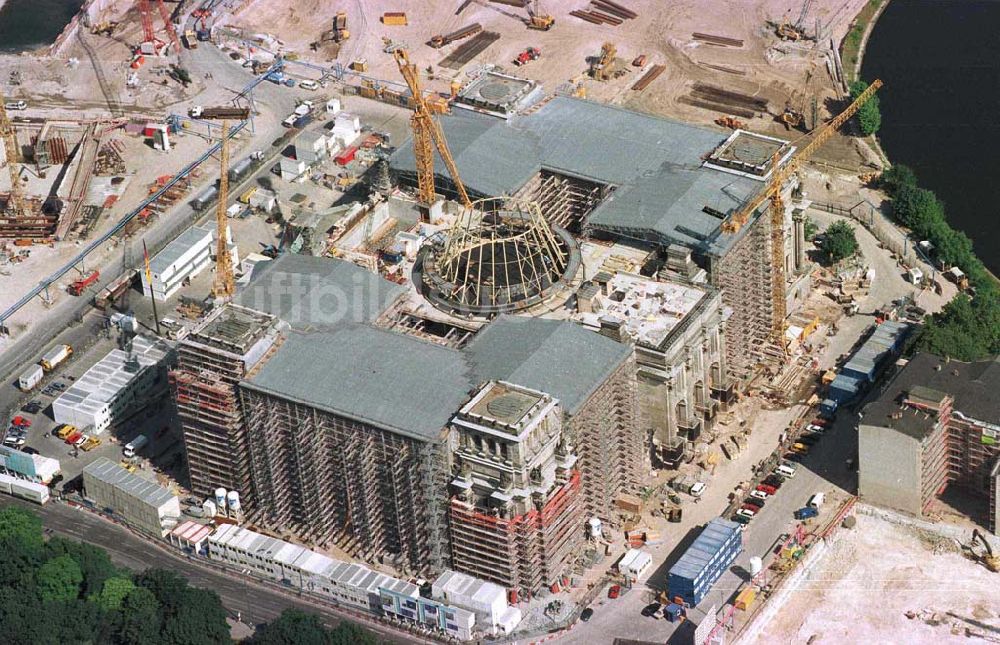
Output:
top-left (0, 496), bottom-right (432, 644)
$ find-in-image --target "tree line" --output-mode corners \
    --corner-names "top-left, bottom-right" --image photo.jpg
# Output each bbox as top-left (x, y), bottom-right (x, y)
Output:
top-left (878, 165), bottom-right (1000, 360)
top-left (0, 506), bottom-right (380, 645)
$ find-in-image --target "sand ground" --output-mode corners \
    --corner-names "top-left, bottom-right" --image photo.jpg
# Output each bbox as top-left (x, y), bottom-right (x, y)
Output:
top-left (750, 512), bottom-right (1000, 644)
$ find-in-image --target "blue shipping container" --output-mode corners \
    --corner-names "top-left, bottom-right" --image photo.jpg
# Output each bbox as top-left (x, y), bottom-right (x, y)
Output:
top-left (668, 518), bottom-right (743, 606)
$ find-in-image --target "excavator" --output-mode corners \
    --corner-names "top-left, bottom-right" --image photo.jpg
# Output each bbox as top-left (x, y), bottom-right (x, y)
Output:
top-left (967, 529), bottom-right (999, 572)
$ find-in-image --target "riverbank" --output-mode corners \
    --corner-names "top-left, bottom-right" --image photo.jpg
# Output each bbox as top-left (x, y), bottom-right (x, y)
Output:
top-left (842, 0), bottom-right (891, 82)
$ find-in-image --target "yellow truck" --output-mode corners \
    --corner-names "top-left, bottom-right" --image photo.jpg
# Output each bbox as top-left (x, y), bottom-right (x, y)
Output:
top-left (55, 424), bottom-right (76, 440)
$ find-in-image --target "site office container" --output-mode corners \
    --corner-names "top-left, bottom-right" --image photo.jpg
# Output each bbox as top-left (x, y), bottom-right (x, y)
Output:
top-left (667, 518), bottom-right (743, 606)
top-left (19, 365), bottom-right (44, 391)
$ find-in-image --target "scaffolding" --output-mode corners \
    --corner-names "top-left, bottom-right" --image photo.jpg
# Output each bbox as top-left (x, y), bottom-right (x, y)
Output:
top-left (240, 385), bottom-right (452, 573)
top-left (449, 470), bottom-right (583, 594)
top-left (171, 305), bottom-right (278, 506)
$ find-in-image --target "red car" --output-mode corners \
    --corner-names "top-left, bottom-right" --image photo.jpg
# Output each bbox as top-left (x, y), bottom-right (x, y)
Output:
top-left (608, 584), bottom-right (621, 599)
top-left (811, 418), bottom-right (830, 427)
top-left (742, 501), bottom-right (764, 513)
top-left (756, 484), bottom-right (778, 495)
top-left (10, 416), bottom-right (31, 428)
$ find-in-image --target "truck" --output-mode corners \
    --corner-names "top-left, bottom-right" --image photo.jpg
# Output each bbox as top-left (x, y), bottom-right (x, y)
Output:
top-left (68, 270), bottom-right (100, 296)
top-left (123, 434), bottom-right (148, 458)
top-left (18, 365), bottom-right (44, 391)
top-left (40, 344), bottom-right (72, 372)
top-left (183, 30), bottom-right (198, 49)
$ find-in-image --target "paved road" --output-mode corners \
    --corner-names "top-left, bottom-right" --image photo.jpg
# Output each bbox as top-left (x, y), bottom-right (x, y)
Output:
top-left (0, 44), bottom-right (299, 387)
top-left (0, 496), bottom-right (431, 644)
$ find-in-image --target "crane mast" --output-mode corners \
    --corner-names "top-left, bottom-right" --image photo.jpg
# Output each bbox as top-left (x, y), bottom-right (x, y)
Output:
top-left (720, 79), bottom-right (882, 344)
top-left (0, 93), bottom-right (27, 221)
top-left (393, 49), bottom-right (472, 208)
top-left (196, 106), bottom-right (251, 299)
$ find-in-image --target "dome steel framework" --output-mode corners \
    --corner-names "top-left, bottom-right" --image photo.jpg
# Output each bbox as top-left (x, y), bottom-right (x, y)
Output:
top-left (418, 197), bottom-right (580, 317)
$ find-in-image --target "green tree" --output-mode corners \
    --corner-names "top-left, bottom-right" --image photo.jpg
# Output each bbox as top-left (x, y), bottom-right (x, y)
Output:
top-left (135, 568), bottom-right (189, 615)
top-left (821, 220), bottom-right (859, 262)
top-left (0, 533), bottom-right (44, 589)
top-left (329, 621), bottom-right (379, 645)
top-left (0, 507), bottom-right (43, 549)
top-left (878, 164), bottom-right (918, 197)
top-left (46, 536), bottom-right (120, 598)
top-left (892, 184), bottom-right (945, 237)
top-left (251, 609), bottom-right (331, 645)
top-left (850, 80), bottom-right (882, 135)
top-left (161, 587), bottom-right (231, 645)
top-left (113, 586), bottom-right (161, 645)
top-left (36, 554), bottom-right (83, 602)
top-left (803, 216), bottom-right (818, 241)
top-left (98, 576), bottom-right (135, 611)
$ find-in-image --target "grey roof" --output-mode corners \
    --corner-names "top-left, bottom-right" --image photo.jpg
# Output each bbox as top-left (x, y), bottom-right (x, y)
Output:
top-left (389, 96), bottom-right (758, 253)
top-left (862, 352), bottom-right (1000, 438)
top-left (466, 315), bottom-right (632, 416)
top-left (243, 313), bottom-right (631, 440)
top-left (236, 255), bottom-right (406, 329)
top-left (84, 457), bottom-right (177, 509)
top-left (150, 225), bottom-right (213, 274)
top-left (244, 324), bottom-right (472, 441)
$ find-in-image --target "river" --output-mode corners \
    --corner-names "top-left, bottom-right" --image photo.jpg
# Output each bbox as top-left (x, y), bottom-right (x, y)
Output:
top-left (0, 0), bottom-right (83, 53)
top-left (861, 0), bottom-right (1000, 275)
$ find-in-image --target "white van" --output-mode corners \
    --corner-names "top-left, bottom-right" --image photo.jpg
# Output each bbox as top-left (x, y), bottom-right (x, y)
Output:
top-left (808, 492), bottom-right (825, 508)
top-left (776, 464), bottom-right (797, 479)
top-left (5, 100), bottom-right (27, 111)
top-left (299, 80), bottom-right (319, 91)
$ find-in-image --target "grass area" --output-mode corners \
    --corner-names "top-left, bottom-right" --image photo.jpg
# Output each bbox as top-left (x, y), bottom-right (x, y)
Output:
top-left (841, 0), bottom-right (888, 81)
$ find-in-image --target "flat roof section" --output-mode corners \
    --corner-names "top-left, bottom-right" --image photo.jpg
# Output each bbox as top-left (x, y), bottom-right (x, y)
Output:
top-left (84, 457), bottom-right (177, 509)
top-left (150, 225), bottom-right (214, 275)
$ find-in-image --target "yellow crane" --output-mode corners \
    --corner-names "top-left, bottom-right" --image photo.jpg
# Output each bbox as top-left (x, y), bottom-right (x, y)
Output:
top-left (0, 92), bottom-right (27, 221)
top-left (196, 106), bottom-right (251, 298)
top-left (721, 79), bottom-right (882, 343)
top-left (393, 48), bottom-right (471, 208)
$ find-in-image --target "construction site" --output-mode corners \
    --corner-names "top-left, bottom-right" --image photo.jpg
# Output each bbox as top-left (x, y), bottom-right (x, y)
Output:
top-left (1, 1), bottom-right (994, 643)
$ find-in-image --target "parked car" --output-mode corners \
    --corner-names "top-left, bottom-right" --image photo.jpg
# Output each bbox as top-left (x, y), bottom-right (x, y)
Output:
top-left (11, 416), bottom-right (31, 428)
top-left (811, 418), bottom-right (830, 427)
top-left (756, 483), bottom-right (778, 495)
top-left (784, 451), bottom-right (805, 463)
top-left (20, 446), bottom-right (38, 455)
top-left (749, 489), bottom-right (769, 501)
top-left (736, 507), bottom-right (756, 519)
top-left (22, 401), bottom-right (42, 414)
top-left (3, 436), bottom-right (25, 447)
top-left (790, 443), bottom-right (811, 454)
top-left (732, 513), bottom-right (752, 525)
top-left (794, 506), bottom-right (818, 520)
top-left (806, 424), bottom-right (826, 433)
top-left (608, 584), bottom-right (621, 599)
top-left (580, 608), bottom-right (594, 622)
top-left (798, 434), bottom-right (820, 445)
top-left (763, 475), bottom-right (785, 488)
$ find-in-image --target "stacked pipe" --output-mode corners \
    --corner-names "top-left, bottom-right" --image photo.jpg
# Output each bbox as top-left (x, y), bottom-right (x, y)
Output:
top-left (571, 1), bottom-right (636, 26)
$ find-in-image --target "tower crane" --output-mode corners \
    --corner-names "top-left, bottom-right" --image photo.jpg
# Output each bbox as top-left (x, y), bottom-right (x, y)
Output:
top-left (393, 48), bottom-right (472, 208)
top-left (196, 106), bottom-right (251, 298)
top-left (136, 0), bottom-right (181, 56)
top-left (721, 79), bottom-right (882, 344)
top-left (0, 92), bottom-right (27, 222)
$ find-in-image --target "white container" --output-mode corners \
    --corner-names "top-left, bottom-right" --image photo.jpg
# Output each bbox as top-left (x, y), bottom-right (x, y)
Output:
top-left (18, 364), bottom-right (44, 391)
top-left (203, 499), bottom-right (218, 518)
top-left (749, 556), bottom-right (763, 576)
top-left (227, 490), bottom-right (241, 513)
top-left (587, 517), bottom-right (602, 539)
top-left (214, 487), bottom-right (227, 508)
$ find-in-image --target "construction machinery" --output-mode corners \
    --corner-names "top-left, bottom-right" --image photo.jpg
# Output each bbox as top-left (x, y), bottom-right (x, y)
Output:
top-left (197, 106), bottom-right (251, 298)
top-left (527, 0), bottom-right (555, 30)
top-left (0, 90), bottom-right (28, 224)
top-left (333, 11), bottom-right (349, 43)
top-left (969, 529), bottom-right (1000, 572)
top-left (776, 0), bottom-right (813, 41)
top-left (780, 104), bottom-right (805, 130)
top-left (590, 42), bottom-right (616, 80)
top-left (514, 47), bottom-right (541, 66)
top-left (136, 0), bottom-right (181, 56)
top-left (721, 79), bottom-right (882, 348)
top-left (715, 115), bottom-right (746, 130)
top-left (392, 48), bottom-right (471, 208)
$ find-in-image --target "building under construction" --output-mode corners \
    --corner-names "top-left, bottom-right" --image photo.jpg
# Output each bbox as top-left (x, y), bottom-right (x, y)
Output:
top-left (859, 353), bottom-right (1000, 535)
top-left (390, 97), bottom-right (810, 382)
top-left (171, 304), bottom-right (281, 506)
top-left (171, 254), bottom-right (638, 589)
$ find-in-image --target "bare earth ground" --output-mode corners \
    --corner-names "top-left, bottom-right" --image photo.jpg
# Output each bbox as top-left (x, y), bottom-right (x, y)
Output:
top-left (226, 0), bottom-right (871, 162)
top-left (750, 513), bottom-right (1000, 645)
